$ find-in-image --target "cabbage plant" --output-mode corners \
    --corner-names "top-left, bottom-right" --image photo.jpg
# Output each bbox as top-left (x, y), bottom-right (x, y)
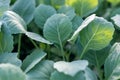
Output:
top-left (0, 0), bottom-right (120, 80)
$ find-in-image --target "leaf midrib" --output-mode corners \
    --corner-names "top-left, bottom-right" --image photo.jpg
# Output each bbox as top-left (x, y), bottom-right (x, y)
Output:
top-left (80, 23), bottom-right (100, 59)
top-left (84, 23), bottom-right (100, 51)
top-left (56, 25), bottom-right (62, 46)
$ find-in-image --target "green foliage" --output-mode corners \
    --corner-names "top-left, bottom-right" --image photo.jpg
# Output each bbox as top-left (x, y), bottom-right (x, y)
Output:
top-left (111, 14), bottom-right (120, 30)
top-left (26, 60), bottom-right (54, 80)
top-left (58, 5), bottom-right (76, 20)
top-left (84, 45), bottom-right (111, 67)
top-left (105, 43), bottom-right (120, 80)
top-left (0, 53), bottom-right (22, 67)
top-left (54, 60), bottom-right (88, 76)
top-left (66, 0), bottom-right (98, 17)
top-left (0, 0), bottom-right (10, 17)
top-left (0, 64), bottom-right (26, 80)
top-left (107, 0), bottom-right (120, 6)
top-left (1, 0), bottom-right (120, 80)
top-left (79, 16), bottom-right (114, 58)
top-left (50, 71), bottom-right (85, 80)
top-left (21, 49), bottom-right (47, 73)
top-left (25, 32), bottom-right (52, 44)
top-left (68, 14), bottom-right (96, 44)
top-left (34, 4), bottom-right (56, 29)
top-left (71, 15), bottom-right (83, 31)
top-left (43, 14), bottom-right (72, 44)
top-left (12, 0), bottom-right (36, 24)
top-left (0, 25), bottom-right (13, 53)
top-left (2, 11), bottom-right (27, 34)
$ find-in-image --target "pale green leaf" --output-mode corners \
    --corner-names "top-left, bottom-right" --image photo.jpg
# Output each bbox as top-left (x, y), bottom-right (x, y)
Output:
top-left (68, 14), bottom-right (96, 44)
top-left (26, 60), bottom-right (54, 80)
top-left (0, 0), bottom-right (10, 17)
top-left (0, 24), bottom-right (13, 53)
top-left (111, 14), bottom-right (120, 30)
top-left (2, 11), bottom-right (27, 34)
top-left (12, 0), bottom-right (36, 24)
top-left (0, 53), bottom-right (22, 67)
top-left (43, 14), bottom-right (72, 44)
top-left (105, 43), bottom-right (120, 80)
top-left (0, 64), bottom-right (26, 80)
top-left (25, 32), bottom-right (52, 44)
top-left (58, 5), bottom-right (76, 20)
top-left (51, 67), bottom-right (97, 80)
top-left (66, 0), bottom-right (98, 17)
top-left (21, 49), bottom-right (47, 73)
top-left (50, 71), bottom-right (85, 80)
top-left (54, 60), bottom-right (88, 76)
top-left (34, 4), bottom-right (56, 29)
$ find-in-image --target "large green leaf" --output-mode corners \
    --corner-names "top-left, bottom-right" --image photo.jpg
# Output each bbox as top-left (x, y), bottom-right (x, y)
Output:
top-left (68, 14), bottom-right (96, 44)
top-left (26, 60), bottom-right (54, 80)
top-left (83, 16), bottom-right (115, 51)
top-left (34, 4), bottom-right (56, 29)
top-left (0, 53), bottom-right (22, 67)
top-left (2, 11), bottom-right (27, 34)
top-left (66, 0), bottom-right (98, 17)
top-left (12, 0), bottom-right (36, 24)
top-left (80, 16), bottom-right (114, 58)
top-left (43, 14), bottom-right (72, 44)
top-left (58, 5), bottom-right (76, 20)
top-left (0, 0), bottom-right (10, 17)
top-left (21, 49), bottom-right (47, 73)
top-left (111, 14), bottom-right (120, 30)
top-left (0, 64), bottom-right (26, 80)
top-left (104, 43), bottom-right (120, 80)
top-left (25, 32), bottom-right (52, 44)
top-left (0, 24), bottom-right (13, 53)
top-left (54, 60), bottom-right (88, 76)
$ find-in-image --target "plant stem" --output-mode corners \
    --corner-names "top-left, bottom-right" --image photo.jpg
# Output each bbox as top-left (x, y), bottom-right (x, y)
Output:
top-left (57, 27), bottom-right (65, 60)
top-left (17, 34), bottom-right (22, 58)
top-left (65, 53), bottom-right (70, 62)
top-left (79, 45), bottom-right (87, 59)
top-left (95, 53), bottom-right (103, 80)
top-left (66, 44), bottom-right (74, 61)
top-left (59, 41), bottom-right (65, 61)
top-left (29, 38), bottom-right (39, 49)
top-left (47, 44), bottom-right (50, 59)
